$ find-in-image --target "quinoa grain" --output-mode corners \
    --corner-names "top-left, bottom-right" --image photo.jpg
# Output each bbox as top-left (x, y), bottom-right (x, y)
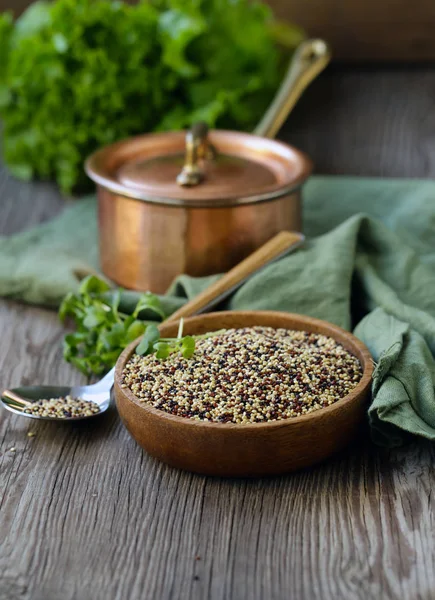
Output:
top-left (121, 327), bottom-right (363, 424)
top-left (24, 395), bottom-right (100, 419)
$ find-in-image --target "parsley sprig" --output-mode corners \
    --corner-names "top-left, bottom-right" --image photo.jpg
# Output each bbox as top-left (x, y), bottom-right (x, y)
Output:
top-left (59, 275), bottom-right (166, 376)
top-left (136, 319), bottom-right (226, 360)
top-left (59, 275), bottom-right (226, 375)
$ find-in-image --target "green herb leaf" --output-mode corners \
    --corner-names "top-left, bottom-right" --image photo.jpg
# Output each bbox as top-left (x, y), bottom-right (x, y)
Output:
top-left (70, 356), bottom-right (91, 376)
top-left (181, 347), bottom-right (195, 359)
top-left (181, 335), bottom-right (195, 348)
top-left (143, 323), bottom-right (160, 345)
top-left (100, 350), bottom-right (122, 365)
top-left (82, 305), bottom-right (108, 329)
top-left (136, 323), bottom-right (161, 355)
top-left (134, 326), bottom-right (218, 361)
top-left (181, 335), bottom-right (195, 358)
top-left (59, 292), bottom-right (76, 321)
top-left (13, 1), bottom-right (52, 42)
top-left (133, 293), bottom-right (166, 320)
top-left (111, 288), bottom-right (122, 320)
top-left (154, 341), bottom-right (170, 360)
top-left (79, 275), bottom-right (111, 296)
top-left (97, 322), bottom-right (125, 351)
top-left (136, 338), bottom-right (150, 356)
top-left (126, 320), bottom-right (147, 342)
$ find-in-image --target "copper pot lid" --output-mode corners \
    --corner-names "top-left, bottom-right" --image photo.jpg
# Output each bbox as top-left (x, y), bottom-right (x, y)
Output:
top-left (85, 122), bottom-right (312, 208)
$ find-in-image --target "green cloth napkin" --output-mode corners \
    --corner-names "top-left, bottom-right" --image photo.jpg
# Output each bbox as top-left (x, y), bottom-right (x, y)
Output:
top-left (1, 175), bottom-right (435, 447)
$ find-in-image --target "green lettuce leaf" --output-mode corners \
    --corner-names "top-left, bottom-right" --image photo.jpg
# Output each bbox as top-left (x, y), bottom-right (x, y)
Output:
top-left (0, 0), bottom-right (303, 193)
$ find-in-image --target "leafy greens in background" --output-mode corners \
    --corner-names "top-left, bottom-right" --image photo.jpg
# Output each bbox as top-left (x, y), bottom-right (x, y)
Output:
top-left (0, 0), bottom-right (304, 192)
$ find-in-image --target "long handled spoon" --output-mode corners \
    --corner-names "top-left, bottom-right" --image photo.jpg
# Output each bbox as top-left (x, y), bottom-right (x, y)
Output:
top-left (1, 231), bottom-right (304, 421)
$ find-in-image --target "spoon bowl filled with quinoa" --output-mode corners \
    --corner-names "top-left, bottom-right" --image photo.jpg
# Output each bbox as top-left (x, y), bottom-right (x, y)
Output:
top-left (115, 311), bottom-right (373, 477)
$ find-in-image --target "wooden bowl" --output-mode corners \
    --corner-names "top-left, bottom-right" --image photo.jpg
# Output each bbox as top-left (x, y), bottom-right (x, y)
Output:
top-left (114, 311), bottom-right (373, 477)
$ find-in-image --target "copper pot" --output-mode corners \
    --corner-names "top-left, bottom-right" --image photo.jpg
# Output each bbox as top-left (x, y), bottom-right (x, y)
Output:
top-left (85, 39), bottom-right (330, 293)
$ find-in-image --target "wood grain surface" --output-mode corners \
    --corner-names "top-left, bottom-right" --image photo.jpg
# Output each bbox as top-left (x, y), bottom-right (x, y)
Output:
top-left (282, 65), bottom-right (435, 178)
top-left (3, 0), bottom-right (435, 61)
top-left (268, 0), bottom-right (435, 61)
top-left (1, 67), bottom-right (435, 600)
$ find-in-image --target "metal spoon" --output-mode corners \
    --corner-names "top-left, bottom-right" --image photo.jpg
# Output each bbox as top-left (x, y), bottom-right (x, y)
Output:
top-left (1, 231), bottom-right (304, 422)
top-left (1, 367), bottom-right (114, 421)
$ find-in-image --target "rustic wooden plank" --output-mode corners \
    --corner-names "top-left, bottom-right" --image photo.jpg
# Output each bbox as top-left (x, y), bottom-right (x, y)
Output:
top-left (2, 357), bottom-right (435, 600)
top-left (269, 0), bottom-right (435, 62)
top-left (281, 66), bottom-right (435, 178)
top-left (1, 67), bottom-right (435, 600)
top-left (0, 160), bottom-right (66, 235)
top-left (4, 0), bottom-right (435, 61)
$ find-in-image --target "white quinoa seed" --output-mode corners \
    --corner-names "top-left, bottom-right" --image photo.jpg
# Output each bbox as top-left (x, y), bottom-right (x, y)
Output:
top-left (121, 327), bottom-right (363, 425)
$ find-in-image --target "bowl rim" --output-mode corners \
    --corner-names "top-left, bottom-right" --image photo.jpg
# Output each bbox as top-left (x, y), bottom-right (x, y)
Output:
top-left (114, 310), bottom-right (374, 430)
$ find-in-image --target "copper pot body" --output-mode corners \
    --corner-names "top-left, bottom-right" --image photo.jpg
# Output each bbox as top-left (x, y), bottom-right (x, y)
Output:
top-left (86, 39), bottom-right (331, 293)
top-left (98, 187), bottom-right (302, 293)
top-left (88, 129), bottom-right (311, 294)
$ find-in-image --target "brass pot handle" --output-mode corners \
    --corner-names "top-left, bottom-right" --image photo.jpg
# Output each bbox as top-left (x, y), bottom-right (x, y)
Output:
top-left (177, 121), bottom-right (217, 187)
top-left (254, 39), bottom-right (331, 139)
top-left (177, 39), bottom-right (330, 186)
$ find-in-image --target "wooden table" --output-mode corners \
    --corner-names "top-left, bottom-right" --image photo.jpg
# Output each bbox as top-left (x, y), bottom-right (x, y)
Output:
top-left (1, 67), bottom-right (435, 600)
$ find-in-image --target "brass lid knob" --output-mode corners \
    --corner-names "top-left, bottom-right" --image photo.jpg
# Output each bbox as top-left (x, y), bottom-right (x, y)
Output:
top-left (177, 122), bottom-right (217, 187)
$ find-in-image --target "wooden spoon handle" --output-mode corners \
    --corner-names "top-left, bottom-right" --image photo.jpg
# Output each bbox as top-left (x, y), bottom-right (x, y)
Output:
top-left (165, 231), bottom-right (304, 323)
